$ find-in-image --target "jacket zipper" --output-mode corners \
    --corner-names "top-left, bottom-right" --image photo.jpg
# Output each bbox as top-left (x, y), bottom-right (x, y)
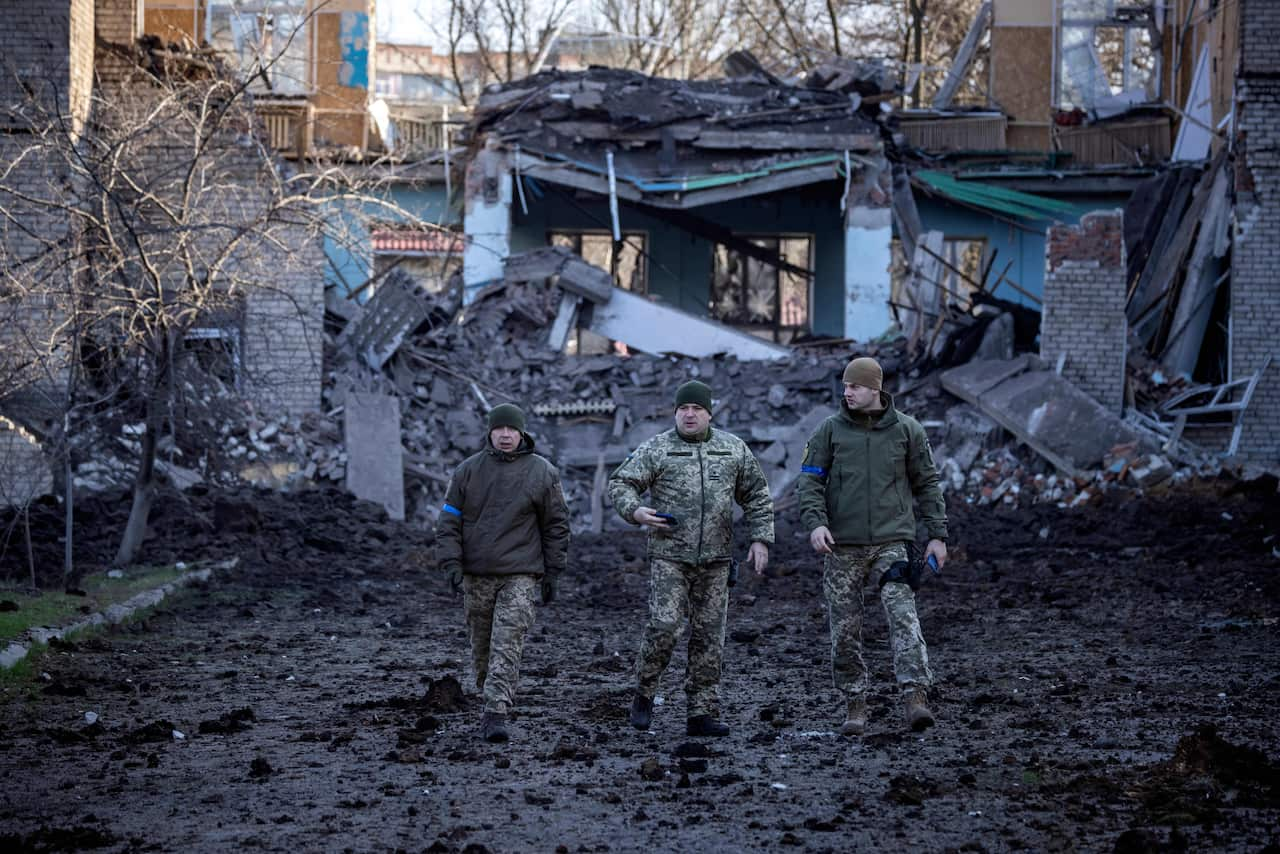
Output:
top-left (864, 425), bottom-right (872, 544)
top-left (697, 442), bottom-right (706, 565)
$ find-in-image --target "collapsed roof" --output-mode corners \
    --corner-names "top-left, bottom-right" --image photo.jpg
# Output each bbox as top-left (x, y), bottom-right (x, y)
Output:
top-left (461, 67), bottom-right (884, 209)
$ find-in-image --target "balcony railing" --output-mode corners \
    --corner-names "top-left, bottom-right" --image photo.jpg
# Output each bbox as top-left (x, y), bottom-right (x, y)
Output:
top-left (1055, 115), bottom-right (1171, 166)
top-left (256, 100), bottom-right (314, 158)
top-left (898, 113), bottom-right (1007, 153)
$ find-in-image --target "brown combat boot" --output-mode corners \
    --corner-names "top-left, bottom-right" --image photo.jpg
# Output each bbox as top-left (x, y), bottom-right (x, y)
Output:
top-left (904, 689), bottom-right (935, 732)
top-left (838, 695), bottom-right (867, 736)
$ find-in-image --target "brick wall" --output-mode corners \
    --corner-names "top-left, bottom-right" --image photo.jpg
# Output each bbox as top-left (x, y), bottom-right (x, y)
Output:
top-left (1041, 211), bottom-right (1128, 415)
top-left (1, 1), bottom-right (73, 128)
top-left (1230, 0), bottom-right (1280, 468)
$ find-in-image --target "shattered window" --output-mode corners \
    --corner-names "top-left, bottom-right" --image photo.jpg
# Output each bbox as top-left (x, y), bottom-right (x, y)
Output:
top-left (710, 236), bottom-right (812, 343)
top-left (941, 238), bottom-right (987, 301)
top-left (1058, 1), bottom-right (1158, 114)
top-left (185, 327), bottom-right (242, 393)
top-left (204, 2), bottom-right (310, 96)
top-left (548, 231), bottom-right (647, 294)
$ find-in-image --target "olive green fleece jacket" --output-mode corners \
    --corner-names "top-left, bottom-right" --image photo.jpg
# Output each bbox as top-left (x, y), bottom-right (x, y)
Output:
top-left (436, 434), bottom-right (570, 578)
top-left (796, 393), bottom-right (947, 545)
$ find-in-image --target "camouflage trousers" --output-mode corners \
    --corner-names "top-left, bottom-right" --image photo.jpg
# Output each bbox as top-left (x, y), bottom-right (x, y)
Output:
top-left (634, 558), bottom-right (730, 717)
top-left (462, 574), bottom-right (539, 714)
top-left (824, 542), bottom-right (933, 698)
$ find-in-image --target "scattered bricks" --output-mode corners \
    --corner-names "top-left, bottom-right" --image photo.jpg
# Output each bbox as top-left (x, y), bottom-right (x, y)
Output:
top-left (1128, 455), bottom-right (1173, 489)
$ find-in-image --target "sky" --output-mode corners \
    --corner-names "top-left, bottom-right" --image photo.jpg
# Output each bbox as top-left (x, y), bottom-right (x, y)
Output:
top-left (376, 0), bottom-right (437, 47)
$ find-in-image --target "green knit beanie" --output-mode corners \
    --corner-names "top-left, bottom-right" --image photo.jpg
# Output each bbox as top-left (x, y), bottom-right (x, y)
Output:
top-left (674, 380), bottom-right (713, 412)
top-left (842, 357), bottom-right (883, 391)
top-left (487, 403), bottom-right (526, 432)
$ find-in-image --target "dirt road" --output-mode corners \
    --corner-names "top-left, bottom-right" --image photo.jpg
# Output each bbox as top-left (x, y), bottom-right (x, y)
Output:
top-left (3, 481), bottom-right (1278, 852)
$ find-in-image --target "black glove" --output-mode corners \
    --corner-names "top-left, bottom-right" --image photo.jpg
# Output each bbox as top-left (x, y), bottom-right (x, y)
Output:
top-left (444, 566), bottom-right (463, 595)
top-left (540, 573), bottom-right (558, 605)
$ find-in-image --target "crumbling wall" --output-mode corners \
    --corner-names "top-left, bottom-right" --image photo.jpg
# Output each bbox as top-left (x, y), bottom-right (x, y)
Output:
top-left (1230, 0), bottom-right (1280, 468)
top-left (1041, 211), bottom-right (1127, 414)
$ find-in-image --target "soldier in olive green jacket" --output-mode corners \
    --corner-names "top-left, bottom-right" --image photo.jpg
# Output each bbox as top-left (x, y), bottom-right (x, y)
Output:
top-left (797, 357), bottom-right (948, 736)
top-left (438, 403), bottom-right (570, 744)
top-left (609, 380), bottom-right (774, 737)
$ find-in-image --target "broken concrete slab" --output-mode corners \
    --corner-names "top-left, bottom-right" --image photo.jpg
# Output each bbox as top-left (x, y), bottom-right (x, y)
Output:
top-left (338, 270), bottom-right (437, 370)
top-left (941, 357), bottom-right (1145, 477)
top-left (344, 393), bottom-right (405, 521)
top-left (587, 287), bottom-right (790, 361)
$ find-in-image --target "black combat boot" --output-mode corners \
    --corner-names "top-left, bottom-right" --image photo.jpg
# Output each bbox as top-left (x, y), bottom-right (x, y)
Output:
top-left (686, 715), bottom-right (730, 737)
top-left (481, 712), bottom-right (509, 743)
top-left (628, 693), bottom-right (654, 730)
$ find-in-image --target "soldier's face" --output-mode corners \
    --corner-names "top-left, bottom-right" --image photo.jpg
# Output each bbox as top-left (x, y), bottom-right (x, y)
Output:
top-left (489, 426), bottom-right (521, 452)
top-left (674, 403), bottom-right (711, 437)
top-left (844, 382), bottom-right (879, 411)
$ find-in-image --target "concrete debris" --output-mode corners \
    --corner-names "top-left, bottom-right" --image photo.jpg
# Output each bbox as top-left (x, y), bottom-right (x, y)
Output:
top-left (940, 354), bottom-right (1148, 477)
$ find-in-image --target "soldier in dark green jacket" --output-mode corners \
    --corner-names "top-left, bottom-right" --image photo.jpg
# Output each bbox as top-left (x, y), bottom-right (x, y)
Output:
top-left (437, 403), bottom-right (570, 743)
top-left (609, 381), bottom-right (774, 737)
top-left (797, 357), bottom-right (948, 736)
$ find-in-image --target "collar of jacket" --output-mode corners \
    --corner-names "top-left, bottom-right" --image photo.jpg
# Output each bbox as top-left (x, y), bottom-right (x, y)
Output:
top-left (840, 392), bottom-right (900, 430)
top-left (676, 426), bottom-right (713, 444)
top-left (486, 433), bottom-right (535, 461)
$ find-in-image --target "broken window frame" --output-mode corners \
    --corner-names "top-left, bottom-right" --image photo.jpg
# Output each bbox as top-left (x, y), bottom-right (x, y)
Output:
top-left (201, 1), bottom-right (312, 97)
top-left (546, 230), bottom-right (648, 295)
top-left (184, 325), bottom-right (243, 394)
top-left (1055, 1), bottom-right (1161, 114)
top-left (709, 234), bottom-right (814, 345)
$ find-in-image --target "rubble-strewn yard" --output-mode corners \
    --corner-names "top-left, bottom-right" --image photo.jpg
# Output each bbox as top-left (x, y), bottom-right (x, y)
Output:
top-left (1, 479), bottom-right (1277, 851)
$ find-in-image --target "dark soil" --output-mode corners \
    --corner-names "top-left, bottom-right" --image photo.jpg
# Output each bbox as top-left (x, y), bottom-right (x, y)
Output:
top-left (2, 479), bottom-right (1279, 852)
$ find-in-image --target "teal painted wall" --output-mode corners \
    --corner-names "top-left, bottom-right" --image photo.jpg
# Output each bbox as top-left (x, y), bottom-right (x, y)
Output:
top-left (324, 182), bottom-right (458, 297)
top-left (512, 177), bottom-right (850, 336)
top-left (914, 192), bottom-right (1129, 308)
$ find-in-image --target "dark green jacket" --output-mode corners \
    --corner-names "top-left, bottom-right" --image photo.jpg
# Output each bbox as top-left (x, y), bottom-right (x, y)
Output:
top-left (436, 434), bottom-right (570, 578)
top-left (608, 427), bottom-right (774, 564)
top-left (797, 393), bottom-right (947, 545)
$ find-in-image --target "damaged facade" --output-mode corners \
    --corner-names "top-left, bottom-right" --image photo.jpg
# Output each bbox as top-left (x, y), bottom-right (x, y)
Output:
top-left (1, 0), bottom-right (1277, 520)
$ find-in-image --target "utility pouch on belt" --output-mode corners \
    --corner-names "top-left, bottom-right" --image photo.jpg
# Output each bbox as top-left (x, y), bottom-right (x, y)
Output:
top-left (728, 558), bottom-right (740, 588)
top-left (879, 546), bottom-right (940, 593)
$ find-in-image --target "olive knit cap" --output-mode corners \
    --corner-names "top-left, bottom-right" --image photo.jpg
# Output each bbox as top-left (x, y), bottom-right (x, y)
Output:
top-left (842, 357), bottom-right (883, 391)
top-left (674, 380), bottom-right (713, 412)
top-left (487, 403), bottom-right (526, 432)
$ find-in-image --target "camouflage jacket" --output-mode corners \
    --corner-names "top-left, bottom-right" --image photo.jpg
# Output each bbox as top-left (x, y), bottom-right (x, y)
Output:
top-left (608, 427), bottom-right (774, 564)
top-left (796, 393), bottom-right (947, 546)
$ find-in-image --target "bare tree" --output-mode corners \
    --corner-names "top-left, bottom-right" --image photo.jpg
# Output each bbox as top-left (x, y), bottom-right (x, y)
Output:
top-left (587, 0), bottom-right (732, 79)
top-left (0, 43), bottom-right (421, 575)
top-left (433, 0), bottom-right (575, 104)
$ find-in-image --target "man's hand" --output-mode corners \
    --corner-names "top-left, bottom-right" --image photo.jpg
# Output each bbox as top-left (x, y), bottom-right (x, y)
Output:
top-left (633, 506), bottom-right (673, 529)
top-left (445, 566), bottom-right (463, 595)
top-left (540, 573), bottom-right (557, 605)
top-left (809, 526), bottom-right (835, 555)
top-left (746, 542), bottom-right (769, 575)
top-left (924, 539), bottom-right (947, 571)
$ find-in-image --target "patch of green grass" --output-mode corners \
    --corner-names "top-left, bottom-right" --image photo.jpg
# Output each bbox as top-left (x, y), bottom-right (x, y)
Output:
top-left (0, 641), bottom-right (46, 701)
top-left (0, 564), bottom-right (185, 644)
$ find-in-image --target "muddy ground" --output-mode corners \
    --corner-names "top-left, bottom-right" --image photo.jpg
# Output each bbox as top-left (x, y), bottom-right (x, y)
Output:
top-left (2, 478), bottom-right (1279, 853)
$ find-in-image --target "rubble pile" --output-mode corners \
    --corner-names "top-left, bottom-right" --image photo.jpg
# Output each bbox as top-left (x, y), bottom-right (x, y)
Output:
top-left (59, 286), bottom-right (1223, 532)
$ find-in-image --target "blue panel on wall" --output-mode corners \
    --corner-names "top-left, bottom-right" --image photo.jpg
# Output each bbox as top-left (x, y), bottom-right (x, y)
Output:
top-left (338, 12), bottom-right (369, 89)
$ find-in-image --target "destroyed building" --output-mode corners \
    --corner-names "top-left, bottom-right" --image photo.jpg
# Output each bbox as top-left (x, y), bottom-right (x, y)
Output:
top-left (2, 0), bottom-right (1277, 527)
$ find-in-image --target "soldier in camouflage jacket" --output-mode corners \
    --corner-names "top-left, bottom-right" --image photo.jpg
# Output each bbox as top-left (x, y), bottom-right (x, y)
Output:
top-left (609, 380), bottom-right (774, 737)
